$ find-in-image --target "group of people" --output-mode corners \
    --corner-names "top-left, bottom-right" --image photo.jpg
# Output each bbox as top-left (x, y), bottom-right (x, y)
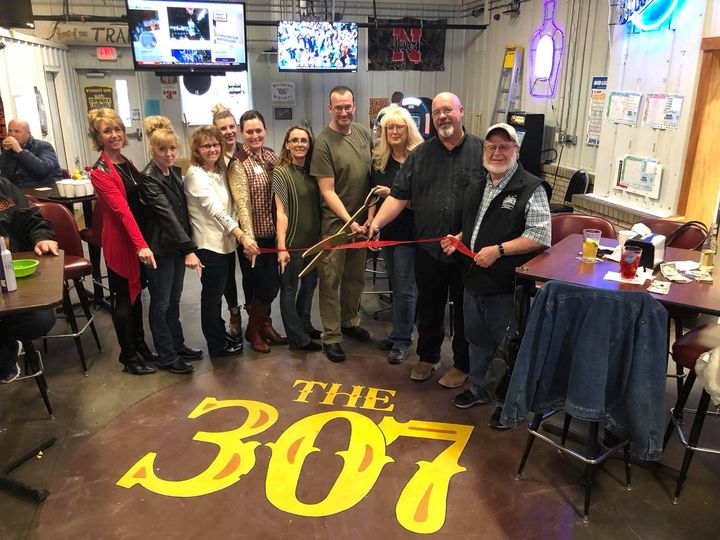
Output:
top-left (1, 86), bottom-right (551, 430)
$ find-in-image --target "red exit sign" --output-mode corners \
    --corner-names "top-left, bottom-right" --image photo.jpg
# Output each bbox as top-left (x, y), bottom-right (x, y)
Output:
top-left (96, 47), bottom-right (117, 61)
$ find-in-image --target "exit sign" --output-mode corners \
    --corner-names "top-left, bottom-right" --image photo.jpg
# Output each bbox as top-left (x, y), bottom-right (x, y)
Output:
top-left (97, 47), bottom-right (117, 61)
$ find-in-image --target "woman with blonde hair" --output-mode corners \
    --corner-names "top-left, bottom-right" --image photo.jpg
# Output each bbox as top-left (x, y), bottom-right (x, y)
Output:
top-left (211, 103), bottom-right (247, 338)
top-left (139, 116), bottom-right (203, 374)
top-left (184, 125), bottom-right (257, 358)
top-left (88, 107), bottom-right (156, 375)
top-left (227, 109), bottom-right (286, 353)
top-left (369, 106), bottom-right (423, 364)
top-left (272, 124), bottom-right (322, 351)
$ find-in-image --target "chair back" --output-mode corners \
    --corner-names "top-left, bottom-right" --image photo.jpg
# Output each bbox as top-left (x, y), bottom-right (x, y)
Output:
top-left (31, 201), bottom-right (84, 258)
top-left (540, 181), bottom-right (553, 203)
top-left (638, 219), bottom-right (708, 251)
top-left (563, 170), bottom-right (589, 204)
top-left (551, 213), bottom-right (617, 245)
top-left (80, 199), bottom-right (105, 246)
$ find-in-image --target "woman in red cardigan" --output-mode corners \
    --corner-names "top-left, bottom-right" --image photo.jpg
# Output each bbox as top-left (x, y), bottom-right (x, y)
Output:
top-left (88, 108), bottom-right (157, 375)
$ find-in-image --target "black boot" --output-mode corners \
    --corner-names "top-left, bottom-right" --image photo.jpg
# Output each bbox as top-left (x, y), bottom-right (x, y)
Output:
top-left (136, 341), bottom-right (159, 363)
top-left (121, 353), bottom-right (156, 375)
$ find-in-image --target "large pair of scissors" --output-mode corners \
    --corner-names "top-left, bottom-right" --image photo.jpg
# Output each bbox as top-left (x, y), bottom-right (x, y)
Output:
top-left (299, 187), bottom-right (382, 278)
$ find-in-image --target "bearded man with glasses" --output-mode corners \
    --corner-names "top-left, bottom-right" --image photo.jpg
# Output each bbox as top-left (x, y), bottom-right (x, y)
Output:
top-left (369, 92), bottom-right (481, 388)
top-left (442, 123), bottom-right (550, 430)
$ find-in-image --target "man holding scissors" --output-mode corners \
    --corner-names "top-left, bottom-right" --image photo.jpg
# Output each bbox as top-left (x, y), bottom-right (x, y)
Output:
top-left (310, 86), bottom-right (373, 362)
top-left (369, 92), bottom-right (481, 387)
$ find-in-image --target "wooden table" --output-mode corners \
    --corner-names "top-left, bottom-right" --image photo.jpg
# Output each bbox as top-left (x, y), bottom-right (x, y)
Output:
top-left (0, 250), bottom-right (64, 502)
top-left (516, 234), bottom-right (720, 317)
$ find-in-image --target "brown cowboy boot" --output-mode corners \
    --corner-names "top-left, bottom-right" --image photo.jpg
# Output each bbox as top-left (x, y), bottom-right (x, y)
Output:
top-left (246, 299), bottom-right (270, 353)
top-left (228, 306), bottom-right (242, 337)
top-left (261, 305), bottom-right (288, 345)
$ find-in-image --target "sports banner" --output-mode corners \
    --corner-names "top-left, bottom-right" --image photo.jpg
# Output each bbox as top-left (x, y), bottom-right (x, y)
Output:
top-left (367, 17), bottom-right (446, 72)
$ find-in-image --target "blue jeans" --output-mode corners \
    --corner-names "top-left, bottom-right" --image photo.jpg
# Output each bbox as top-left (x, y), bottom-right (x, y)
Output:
top-left (464, 290), bottom-right (515, 401)
top-left (279, 251), bottom-right (318, 348)
top-left (196, 249), bottom-right (232, 356)
top-left (381, 245), bottom-right (416, 349)
top-left (146, 255), bottom-right (187, 365)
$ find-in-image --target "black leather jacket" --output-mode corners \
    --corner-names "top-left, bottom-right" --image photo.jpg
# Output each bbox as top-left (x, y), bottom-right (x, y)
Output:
top-left (139, 162), bottom-right (196, 257)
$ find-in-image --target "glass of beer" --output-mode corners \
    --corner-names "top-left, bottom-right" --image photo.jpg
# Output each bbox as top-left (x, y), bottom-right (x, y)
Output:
top-left (620, 246), bottom-right (643, 279)
top-left (582, 229), bottom-right (602, 263)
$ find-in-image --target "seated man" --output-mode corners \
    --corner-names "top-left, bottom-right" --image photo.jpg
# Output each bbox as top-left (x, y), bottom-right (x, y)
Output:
top-left (0, 175), bottom-right (59, 382)
top-left (0, 119), bottom-right (63, 187)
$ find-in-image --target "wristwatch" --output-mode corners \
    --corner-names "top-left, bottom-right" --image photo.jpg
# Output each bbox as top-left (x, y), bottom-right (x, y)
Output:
top-left (497, 243), bottom-right (505, 257)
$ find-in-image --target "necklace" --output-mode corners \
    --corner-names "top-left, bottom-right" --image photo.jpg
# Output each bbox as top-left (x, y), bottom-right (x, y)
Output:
top-left (115, 162), bottom-right (138, 187)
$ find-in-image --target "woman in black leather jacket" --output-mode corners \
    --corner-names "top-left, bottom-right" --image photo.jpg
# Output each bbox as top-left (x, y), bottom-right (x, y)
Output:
top-left (139, 116), bottom-right (204, 374)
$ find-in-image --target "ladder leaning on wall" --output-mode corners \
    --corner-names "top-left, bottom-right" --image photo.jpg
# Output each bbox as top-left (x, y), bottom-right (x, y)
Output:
top-left (492, 45), bottom-right (524, 125)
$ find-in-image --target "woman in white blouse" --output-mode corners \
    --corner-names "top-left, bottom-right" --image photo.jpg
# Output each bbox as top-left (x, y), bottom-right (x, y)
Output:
top-left (184, 125), bottom-right (259, 357)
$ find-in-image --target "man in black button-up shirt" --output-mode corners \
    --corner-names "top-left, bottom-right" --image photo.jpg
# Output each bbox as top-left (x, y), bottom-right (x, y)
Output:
top-left (369, 92), bottom-right (484, 387)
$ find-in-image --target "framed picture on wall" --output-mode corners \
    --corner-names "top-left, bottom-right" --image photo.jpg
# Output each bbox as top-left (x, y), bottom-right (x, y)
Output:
top-left (274, 107), bottom-right (292, 121)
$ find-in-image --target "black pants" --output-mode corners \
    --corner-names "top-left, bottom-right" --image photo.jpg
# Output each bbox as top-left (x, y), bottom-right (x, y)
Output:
top-left (223, 250), bottom-right (255, 309)
top-left (414, 248), bottom-right (469, 372)
top-left (107, 267), bottom-right (147, 363)
top-left (0, 310), bottom-right (56, 372)
top-left (197, 249), bottom-right (232, 356)
top-left (236, 237), bottom-right (280, 306)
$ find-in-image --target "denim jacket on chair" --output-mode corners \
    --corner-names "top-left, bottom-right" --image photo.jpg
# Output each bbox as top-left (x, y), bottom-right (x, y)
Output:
top-left (501, 281), bottom-right (668, 460)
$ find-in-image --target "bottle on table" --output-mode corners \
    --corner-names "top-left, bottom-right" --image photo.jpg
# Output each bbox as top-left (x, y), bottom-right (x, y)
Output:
top-left (0, 237), bottom-right (17, 292)
top-left (700, 222), bottom-right (717, 272)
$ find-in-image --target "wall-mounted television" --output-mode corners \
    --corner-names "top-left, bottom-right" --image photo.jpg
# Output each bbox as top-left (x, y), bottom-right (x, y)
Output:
top-left (125, 0), bottom-right (247, 74)
top-left (277, 21), bottom-right (358, 72)
top-left (0, 0), bottom-right (34, 29)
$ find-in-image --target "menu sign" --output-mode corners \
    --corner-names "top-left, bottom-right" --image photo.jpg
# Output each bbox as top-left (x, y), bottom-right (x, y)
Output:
top-left (84, 86), bottom-right (114, 111)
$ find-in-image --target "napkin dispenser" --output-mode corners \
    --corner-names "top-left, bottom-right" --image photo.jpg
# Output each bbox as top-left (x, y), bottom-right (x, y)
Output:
top-left (625, 234), bottom-right (666, 269)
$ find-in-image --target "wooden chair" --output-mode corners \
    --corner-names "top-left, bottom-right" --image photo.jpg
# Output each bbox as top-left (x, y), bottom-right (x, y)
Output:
top-left (31, 201), bottom-right (102, 374)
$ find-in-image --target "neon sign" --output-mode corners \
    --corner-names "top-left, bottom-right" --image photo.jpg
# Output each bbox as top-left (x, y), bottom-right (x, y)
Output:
top-left (629, 0), bottom-right (680, 31)
top-left (528, 0), bottom-right (565, 98)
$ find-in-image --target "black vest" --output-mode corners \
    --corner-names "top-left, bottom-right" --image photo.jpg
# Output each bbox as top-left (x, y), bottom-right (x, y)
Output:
top-left (461, 165), bottom-right (542, 295)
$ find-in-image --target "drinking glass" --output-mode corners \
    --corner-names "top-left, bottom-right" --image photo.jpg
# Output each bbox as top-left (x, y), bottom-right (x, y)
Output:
top-left (582, 229), bottom-right (602, 263)
top-left (620, 246), bottom-right (643, 279)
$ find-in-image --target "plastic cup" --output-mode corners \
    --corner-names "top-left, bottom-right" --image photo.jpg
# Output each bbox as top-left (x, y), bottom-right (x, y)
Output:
top-left (620, 246), bottom-right (643, 279)
top-left (618, 230), bottom-right (635, 249)
top-left (85, 181), bottom-right (95, 195)
top-left (56, 180), bottom-right (66, 197)
top-left (64, 181), bottom-right (76, 197)
top-left (582, 229), bottom-right (602, 263)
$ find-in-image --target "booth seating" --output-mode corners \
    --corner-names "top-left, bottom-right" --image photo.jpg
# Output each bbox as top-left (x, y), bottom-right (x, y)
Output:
top-left (31, 201), bottom-right (102, 374)
top-left (664, 323), bottom-right (720, 504)
top-left (550, 213), bottom-right (617, 245)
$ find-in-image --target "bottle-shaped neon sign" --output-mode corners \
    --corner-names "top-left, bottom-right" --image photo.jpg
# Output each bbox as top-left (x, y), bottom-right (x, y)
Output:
top-left (528, 0), bottom-right (565, 98)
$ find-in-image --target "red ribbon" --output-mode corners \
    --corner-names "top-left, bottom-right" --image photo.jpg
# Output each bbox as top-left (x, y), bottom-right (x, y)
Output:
top-left (257, 236), bottom-right (477, 259)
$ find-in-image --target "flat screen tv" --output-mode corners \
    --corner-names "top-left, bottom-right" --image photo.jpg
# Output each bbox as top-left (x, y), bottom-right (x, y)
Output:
top-left (277, 21), bottom-right (358, 72)
top-left (0, 0), bottom-right (34, 29)
top-left (125, 0), bottom-right (247, 73)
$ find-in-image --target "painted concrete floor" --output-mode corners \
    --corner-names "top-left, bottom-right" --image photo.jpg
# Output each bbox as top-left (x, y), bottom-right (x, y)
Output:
top-left (0, 270), bottom-right (718, 539)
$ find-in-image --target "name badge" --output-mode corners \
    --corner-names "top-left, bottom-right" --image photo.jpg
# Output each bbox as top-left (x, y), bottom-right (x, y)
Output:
top-left (254, 165), bottom-right (263, 175)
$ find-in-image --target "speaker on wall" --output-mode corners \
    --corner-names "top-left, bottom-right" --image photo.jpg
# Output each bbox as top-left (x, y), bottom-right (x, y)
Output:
top-left (183, 75), bottom-right (212, 96)
top-left (0, 0), bottom-right (34, 29)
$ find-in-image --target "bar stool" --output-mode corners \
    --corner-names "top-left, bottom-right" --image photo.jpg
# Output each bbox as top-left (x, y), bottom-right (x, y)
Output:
top-left (663, 323), bottom-right (720, 504)
top-left (31, 201), bottom-right (102, 374)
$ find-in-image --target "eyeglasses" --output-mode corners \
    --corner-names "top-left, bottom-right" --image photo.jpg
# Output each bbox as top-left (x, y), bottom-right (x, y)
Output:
top-left (385, 124), bottom-right (407, 132)
top-left (332, 105), bottom-right (353, 113)
top-left (431, 107), bottom-right (455, 118)
top-left (484, 143), bottom-right (517, 154)
top-left (288, 138), bottom-right (309, 145)
top-left (199, 142), bottom-right (221, 150)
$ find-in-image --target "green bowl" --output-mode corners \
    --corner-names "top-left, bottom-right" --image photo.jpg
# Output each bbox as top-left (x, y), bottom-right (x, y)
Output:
top-left (12, 258), bottom-right (40, 278)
